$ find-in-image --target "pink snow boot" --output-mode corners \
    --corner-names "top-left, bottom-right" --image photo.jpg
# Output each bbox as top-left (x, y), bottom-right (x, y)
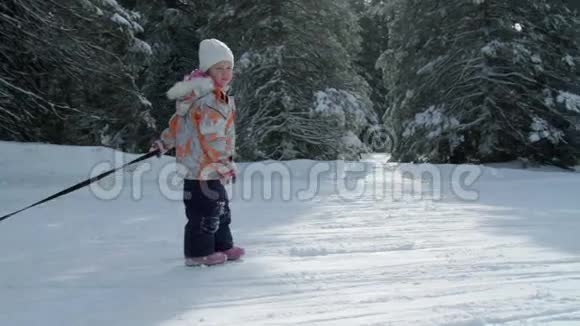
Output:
top-left (221, 246), bottom-right (245, 261)
top-left (184, 252), bottom-right (227, 267)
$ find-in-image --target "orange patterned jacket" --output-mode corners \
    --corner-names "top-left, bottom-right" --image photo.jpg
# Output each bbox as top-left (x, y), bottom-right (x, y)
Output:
top-left (160, 74), bottom-right (236, 180)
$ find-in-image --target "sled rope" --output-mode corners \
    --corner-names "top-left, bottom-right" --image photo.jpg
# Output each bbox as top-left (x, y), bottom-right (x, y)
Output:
top-left (0, 149), bottom-right (160, 224)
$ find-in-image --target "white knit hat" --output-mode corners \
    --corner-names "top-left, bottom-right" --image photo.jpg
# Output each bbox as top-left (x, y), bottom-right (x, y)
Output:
top-left (198, 38), bottom-right (234, 72)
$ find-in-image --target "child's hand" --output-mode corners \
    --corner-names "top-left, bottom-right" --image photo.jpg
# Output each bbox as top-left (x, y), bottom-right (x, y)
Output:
top-left (221, 170), bottom-right (237, 185)
top-left (149, 140), bottom-right (168, 157)
top-left (217, 160), bottom-right (237, 185)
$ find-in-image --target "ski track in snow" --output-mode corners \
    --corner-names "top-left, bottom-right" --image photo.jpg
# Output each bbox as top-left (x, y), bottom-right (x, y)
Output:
top-left (0, 142), bottom-right (579, 325)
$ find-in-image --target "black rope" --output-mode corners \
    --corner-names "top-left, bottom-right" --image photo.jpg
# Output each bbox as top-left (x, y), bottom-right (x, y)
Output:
top-left (0, 149), bottom-right (160, 224)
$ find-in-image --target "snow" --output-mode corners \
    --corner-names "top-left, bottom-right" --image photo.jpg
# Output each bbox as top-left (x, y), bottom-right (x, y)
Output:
top-left (312, 88), bottom-right (366, 124)
top-left (481, 40), bottom-right (501, 57)
top-left (102, 0), bottom-right (121, 7)
top-left (111, 13), bottom-right (131, 28)
top-left (138, 93), bottom-right (152, 107)
top-left (238, 54), bottom-right (251, 69)
top-left (312, 88), bottom-right (375, 148)
top-left (417, 56), bottom-right (447, 75)
top-left (1, 141), bottom-right (580, 325)
top-left (563, 55), bottom-right (575, 67)
top-left (556, 91), bottom-right (580, 113)
top-left (131, 22), bottom-right (144, 34)
top-left (403, 105), bottom-right (460, 139)
top-left (529, 117), bottom-right (564, 144)
top-left (341, 131), bottom-right (364, 148)
top-left (104, 0), bottom-right (143, 33)
top-left (512, 44), bottom-right (532, 63)
top-left (131, 38), bottom-right (153, 56)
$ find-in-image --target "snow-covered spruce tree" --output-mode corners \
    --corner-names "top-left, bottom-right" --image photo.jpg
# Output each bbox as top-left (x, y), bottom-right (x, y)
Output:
top-left (0, 0), bottom-right (98, 142)
top-left (202, 0), bottom-right (378, 161)
top-left (128, 0), bottom-right (214, 141)
top-left (351, 0), bottom-right (390, 119)
top-left (348, 0), bottom-right (392, 152)
top-left (71, 0), bottom-right (156, 151)
top-left (564, 1), bottom-right (580, 12)
top-left (0, 0), bottom-right (155, 151)
top-left (378, 0), bottom-right (580, 167)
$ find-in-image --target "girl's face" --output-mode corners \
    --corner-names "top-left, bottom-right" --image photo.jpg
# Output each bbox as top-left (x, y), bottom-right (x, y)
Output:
top-left (207, 61), bottom-right (233, 88)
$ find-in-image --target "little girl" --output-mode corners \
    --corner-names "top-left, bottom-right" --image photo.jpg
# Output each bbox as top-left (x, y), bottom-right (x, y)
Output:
top-left (151, 39), bottom-right (244, 266)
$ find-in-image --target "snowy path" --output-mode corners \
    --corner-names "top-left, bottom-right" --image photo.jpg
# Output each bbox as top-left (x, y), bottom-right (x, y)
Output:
top-left (1, 142), bottom-right (579, 325)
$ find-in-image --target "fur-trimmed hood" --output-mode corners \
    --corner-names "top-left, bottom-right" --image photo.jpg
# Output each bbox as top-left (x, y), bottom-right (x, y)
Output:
top-left (166, 75), bottom-right (214, 101)
top-left (166, 69), bottom-right (232, 116)
top-left (166, 75), bottom-right (214, 115)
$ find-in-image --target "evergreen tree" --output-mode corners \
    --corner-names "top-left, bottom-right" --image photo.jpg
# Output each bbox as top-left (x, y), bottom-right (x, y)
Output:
top-left (82, 0), bottom-right (156, 151)
top-left (0, 0), bottom-right (155, 152)
top-left (378, 0), bottom-right (580, 167)
top-left (128, 0), bottom-right (212, 138)
top-left (564, 1), bottom-right (580, 12)
top-left (351, 0), bottom-right (390, 118)
top-left (202, 0), bottom-right (377, 161)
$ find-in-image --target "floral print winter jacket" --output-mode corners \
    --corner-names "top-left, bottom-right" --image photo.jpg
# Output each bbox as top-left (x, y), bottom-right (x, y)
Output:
top-left (159, 72), bottom-right (236, 180)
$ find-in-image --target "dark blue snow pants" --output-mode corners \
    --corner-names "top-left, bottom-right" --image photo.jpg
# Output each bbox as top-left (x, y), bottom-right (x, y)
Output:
top-left (183, 179), bottom-right (233, 258)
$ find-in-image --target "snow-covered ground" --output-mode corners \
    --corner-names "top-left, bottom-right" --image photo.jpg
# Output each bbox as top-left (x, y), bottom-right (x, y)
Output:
top-left (1, 141), bottom-right (579, 326)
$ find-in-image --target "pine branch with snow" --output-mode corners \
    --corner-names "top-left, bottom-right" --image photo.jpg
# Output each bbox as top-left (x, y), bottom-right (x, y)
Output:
top-left (377, 0), bottom-right (580, 166)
